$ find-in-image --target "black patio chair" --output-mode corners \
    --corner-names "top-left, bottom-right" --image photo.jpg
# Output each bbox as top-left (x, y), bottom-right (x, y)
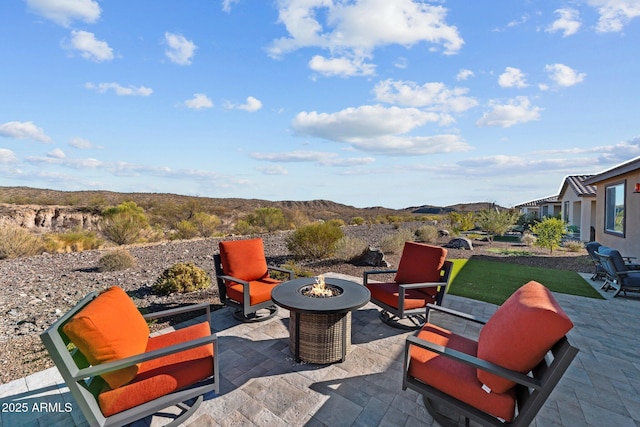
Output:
top-left (597, 249), bottom-right (640, 297)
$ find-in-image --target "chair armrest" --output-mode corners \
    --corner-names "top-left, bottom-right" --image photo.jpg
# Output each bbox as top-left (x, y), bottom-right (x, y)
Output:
top-left (425, 303), bottom-right (487, 325)
top-left (142, 302), bottom-right (211, 321)
top-left (398, 282), bottom-right (443, 290)
top-left (268, 265), bottom-right (295, 280)
top-left (406, 334), bottom-right (542, 390)
top-left (217, 274), bottom-right (250, 287)
top-left (363, 270), bottom-right (398, 285)
top-left (71, 334), bottom-right (218, 380)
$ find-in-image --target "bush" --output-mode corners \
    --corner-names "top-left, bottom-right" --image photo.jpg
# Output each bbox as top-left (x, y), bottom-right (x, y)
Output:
top-left (233, 219), bottom-right (254, 235)
top-left (44, 229), bottom-right (103, 253)
top-left (152, 262), bottom-right (211, 295)
top-left (379, 228), bottom-right (414, 254)
top-left (334, 236), bottom-right (368, 262)
top-left (286, 222), bottom-right (344, 260)
top-left (563, 240), bottom-right (584, 252)
top-left (532, 217), bottom-right (566, 254)
top-left (248, 207), bottom-right (287, 232)
top-left (172, 220), bottom-right (198, 240)
top-left (350, 216), bottom-right (365, 225)
top-left (0, 225), bottom-right (43, 259)
top-left (475, 208), bottom-right (519, 243)
top-left (415, 225), bottom-right (439, 243)
top-left (191, 212), bottom-right (221, 237)
top-left (101, 201), bottom-right (149, 245)
top-left (520, 233), bottom-right (537, 246)
top-left (98, 249), bottom-right (137, 272)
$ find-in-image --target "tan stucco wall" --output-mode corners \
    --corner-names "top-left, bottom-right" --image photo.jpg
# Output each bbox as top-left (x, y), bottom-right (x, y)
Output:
top-left (593, 172), bottom-right (640, 259)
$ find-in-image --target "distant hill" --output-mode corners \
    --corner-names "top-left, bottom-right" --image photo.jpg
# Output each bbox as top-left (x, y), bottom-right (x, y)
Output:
top-left (0, 186), bottom-right (504, 225)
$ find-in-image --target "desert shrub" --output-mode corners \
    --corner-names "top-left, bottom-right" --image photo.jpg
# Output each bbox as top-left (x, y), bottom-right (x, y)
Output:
top-left (0, 225), bottom-right (44, 259)
top-left (334, 236), bottom-right (368, 262)
top-left (448, 212), bottom-right (475, 233)
top-left (379, 228), bottom-right (415, 254)
top-left (285, 209), bottom-right (310, 229)
top-left (101, 201), bottom-right (149, 245)
top-left (152, 262), bottom-right (211, 295)
top-left (233, 219), bottom-right (255, 235)
top-left (415, 225), bottom-right (439, 243)
top-left (248, 207), bottom-right (287, 232)
top-left (350, 216), bottom-right (365, 225)
top-left (270, 261), bottom-right (314, 280)
top-left (191, 212), bottom-right (221, 237)
top-left (286, 222), bottom-right (344, 260)
top-left (532, 217), bottom-right (566, 254)
top-left (475, 208), bottom-right (519, 243)
top-left (98, 249), bottom-right (137, 272)
top-left (326, 219), bottom-right (345, 227)
top-left (172, 220), bottom-right (198, 240)
top-left (520, 233), bottom-right (537, 246)
top-left (563, 240), bottom-right (584, 252)
top-left (44, 228), bottom-right (102, 253)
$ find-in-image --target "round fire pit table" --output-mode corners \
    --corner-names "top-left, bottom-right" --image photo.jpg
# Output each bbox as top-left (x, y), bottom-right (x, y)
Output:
top-left (271, 277), bottom-right (370, 364)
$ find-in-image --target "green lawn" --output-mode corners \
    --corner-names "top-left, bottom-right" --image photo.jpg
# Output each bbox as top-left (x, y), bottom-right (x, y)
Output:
top-left (448, 257), bottom-right (603, 305)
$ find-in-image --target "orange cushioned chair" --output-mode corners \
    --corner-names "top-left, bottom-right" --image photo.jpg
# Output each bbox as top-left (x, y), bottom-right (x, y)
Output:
top-left (403, 281), bottom-right (578, 426)
top-left (363, 242), bottom-right (452, 329)
top-left (40, 286), bottom-right (219, 427)
top-left (214, 238), bottom-right (294, 322)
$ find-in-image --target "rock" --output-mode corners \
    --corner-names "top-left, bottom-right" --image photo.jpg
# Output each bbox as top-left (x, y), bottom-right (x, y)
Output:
top-left (445, 237), bottom-right (473, 250)
top-left (438, 229), bottom-right (450, 237)
top-left (352, 246), bottom-right (390, 267)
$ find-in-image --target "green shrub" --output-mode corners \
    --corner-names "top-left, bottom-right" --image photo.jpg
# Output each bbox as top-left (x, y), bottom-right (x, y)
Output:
top-left (563, 240), bottom-right (584, 252)
top-left (532, 217), bottom-right (566, 254)
top-left (270, 261), bottom-right (314, 280)
top-left (233, 219), bottom-right (254, 235)
top-left (98, 249), bottom-right (137, 272)
top-left (334, 236), bottom-right (368, 262)
top-left (350, 216), bottom-right (365, 225)
top-left (152, 262), bottom-right (211, 295)
top-left (415, 225), bottom-right (439, 243)
top-left (101, 201), bottom-right (149, 245)
top-left (44, 228), bottom-right (103, 253)
top-left (379, 228), bottom-right (414, 254)
top-left (520, 233), bottom-right (537, 246)
top-left (0, 225), bottom-right (44, 259)
top-left (191, 212), bottom-right (221, 237)
top-left (286, 222), bottom-right (344, 260)
top-left (172, 220), bottom-right (198, 240)
top-left (248, 207), bottom-right (287, 232)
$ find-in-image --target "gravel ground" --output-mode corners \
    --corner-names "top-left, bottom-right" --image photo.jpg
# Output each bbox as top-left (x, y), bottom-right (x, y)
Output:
top-left (0, 223), bottom-right (592, 384)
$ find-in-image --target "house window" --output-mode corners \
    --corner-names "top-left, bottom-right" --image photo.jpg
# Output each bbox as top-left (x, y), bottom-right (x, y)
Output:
top-left (604, 182), bottom-right (625, 235)
top-left (564, 201), bottom-right (569, 222)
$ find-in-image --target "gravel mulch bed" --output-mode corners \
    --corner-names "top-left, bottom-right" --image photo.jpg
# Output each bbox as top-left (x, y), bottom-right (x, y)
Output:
top-left (0, 224), bottom-right (593, 384)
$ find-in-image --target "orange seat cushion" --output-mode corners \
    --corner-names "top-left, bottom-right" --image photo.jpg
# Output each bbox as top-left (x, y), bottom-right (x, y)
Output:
top-left (394, 242), bottom-right (447, 285)
top-left (226, 277), bottom-right (280, 306)
top-left (408, 323), bottom-right (516, 422)
top-left (366, 282), bottom-right (438, 310)
top-left (477, 281), bottom-right (574, 393)
top-left (62, 286), bottom-right (150, 389)
top-left (219, 239), bottom-right (269, 281)
top-left (98, 321), bottom-right (214, 417)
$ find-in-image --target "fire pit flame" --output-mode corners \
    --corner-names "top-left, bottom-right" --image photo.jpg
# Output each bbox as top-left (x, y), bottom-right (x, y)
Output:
top-left (311, 275), bottom-right (333, 297)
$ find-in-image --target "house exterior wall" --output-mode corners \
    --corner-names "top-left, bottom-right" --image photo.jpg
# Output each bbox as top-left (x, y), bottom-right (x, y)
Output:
top-left (561, 190), bottom-right (581, 238)
top-left (593, 172), bottom-right (640, 259)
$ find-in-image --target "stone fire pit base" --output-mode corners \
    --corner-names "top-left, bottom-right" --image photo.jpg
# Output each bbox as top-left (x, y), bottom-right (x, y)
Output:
top-left (290, 311), bottom-right (351, 364)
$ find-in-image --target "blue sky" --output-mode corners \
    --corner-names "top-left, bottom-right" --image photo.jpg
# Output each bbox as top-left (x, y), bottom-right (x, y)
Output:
top-left (1, 1), bottom-right (639, 209)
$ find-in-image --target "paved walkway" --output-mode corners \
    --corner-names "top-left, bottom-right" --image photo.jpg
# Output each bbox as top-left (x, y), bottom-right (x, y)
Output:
top-left (1, 273), bottom-right (639, 427)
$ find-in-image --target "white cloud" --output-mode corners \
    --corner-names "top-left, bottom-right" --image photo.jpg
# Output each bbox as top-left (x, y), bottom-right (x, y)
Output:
top-left (456, 69), bottom-right (474, 81)
top-left (0, 121), bottom-right (52, 143)
top-left (256, 165), bottom-right (289, 175)
top-left (544, 64), bottom-right (586, 87)
top-left (26, 0), bottom-right (100, 27)
top-left (26, 155), bottom-right (102, 169)
top-left (164, 32), bottom-right (197, 65)
top-left (85, 82), bottom-right (153, 96)
top-left (47, 148), bottom-right (66, 159)
top-left (67, 30), bottom-right (114, 62)
top-left (373, 79), bottom-right (478, 114)
top-left (546, 8), bottom-right (581, 37)
top-left (476, 96), bottom-right (542, 128)
top-left (250, 150), bottom-right (375, 166)
top-left (587, 0), bottom-right (640, 32)
top-left (69, 137), bottom-right (96, 149)
top-left (292, 104), bottom-right (471, 155)
top-left (0, 149), bottom-right (18, 163)
top-left (268, 0), bottom-right (463, 69)
top-left (309, 55), bottom-right (375, 77)
top-left (498, 67), bottom-right (528, 88)
top-left (226, 96), bottom-right (263, 112)
top-left (184, 93), bottom-right (213, 110)
top-left (222, 0), bottom-right (240, 13)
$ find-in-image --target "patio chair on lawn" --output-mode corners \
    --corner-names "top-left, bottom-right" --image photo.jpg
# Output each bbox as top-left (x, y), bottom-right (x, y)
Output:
top-left (214, 238), bottom-right (294, 322)
top-left (403, 281), bottom-right (578, 426)
top-left (363, 242), bottom-right (452, 330)
top-left (596, 249), bottom-right (640, 297)
top-left (40, 286), bottom-right (219, 427)
top-left (585, 241), bottom-right (607, 281)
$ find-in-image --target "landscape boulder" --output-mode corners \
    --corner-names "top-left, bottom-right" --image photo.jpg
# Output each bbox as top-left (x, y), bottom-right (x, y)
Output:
top-left (445, 237), bottom-right (473, 250)
top-left (438, 229), bottom-right (450, 237)
top-left (352, 246), bottom-right (390, 267)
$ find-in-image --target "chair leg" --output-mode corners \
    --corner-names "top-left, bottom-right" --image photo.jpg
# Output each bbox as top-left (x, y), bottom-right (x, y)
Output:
top-left (233, 306), bottom-right (278, 323)
top-left (422, 395), bottom-right (467, 427)
top-left (379, 311), bottom-right (425, 330)
top-left (164, 395), bottom-right (204, 427)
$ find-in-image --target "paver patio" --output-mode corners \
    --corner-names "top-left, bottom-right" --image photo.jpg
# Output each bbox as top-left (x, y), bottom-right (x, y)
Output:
top-left (1, 272), bottom-right (639, 427)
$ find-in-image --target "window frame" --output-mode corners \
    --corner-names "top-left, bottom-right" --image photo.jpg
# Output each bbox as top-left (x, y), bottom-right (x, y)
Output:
top-left (604, 180), bottom-right (626, 237)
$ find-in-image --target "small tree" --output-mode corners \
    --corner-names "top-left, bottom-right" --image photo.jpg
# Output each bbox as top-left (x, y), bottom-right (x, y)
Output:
top-left (101, 201), bottom-right (149, 245)
top-left (532, 217), bottom-right (566, 253)
top-left (448, 212), bottom-right (475, 234)
top-left (475, 208), bottom-right (519, 243)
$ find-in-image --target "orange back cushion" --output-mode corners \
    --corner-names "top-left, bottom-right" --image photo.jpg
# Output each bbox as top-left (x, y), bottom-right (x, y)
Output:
top-left (219, 238), bottom-right (268, 281)
top-left (63, 286), bottom-right (150, 389)
top-left (477, 281), bottom-right (574, 393)
top-left (394, 242), bottom-right (447, 284)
